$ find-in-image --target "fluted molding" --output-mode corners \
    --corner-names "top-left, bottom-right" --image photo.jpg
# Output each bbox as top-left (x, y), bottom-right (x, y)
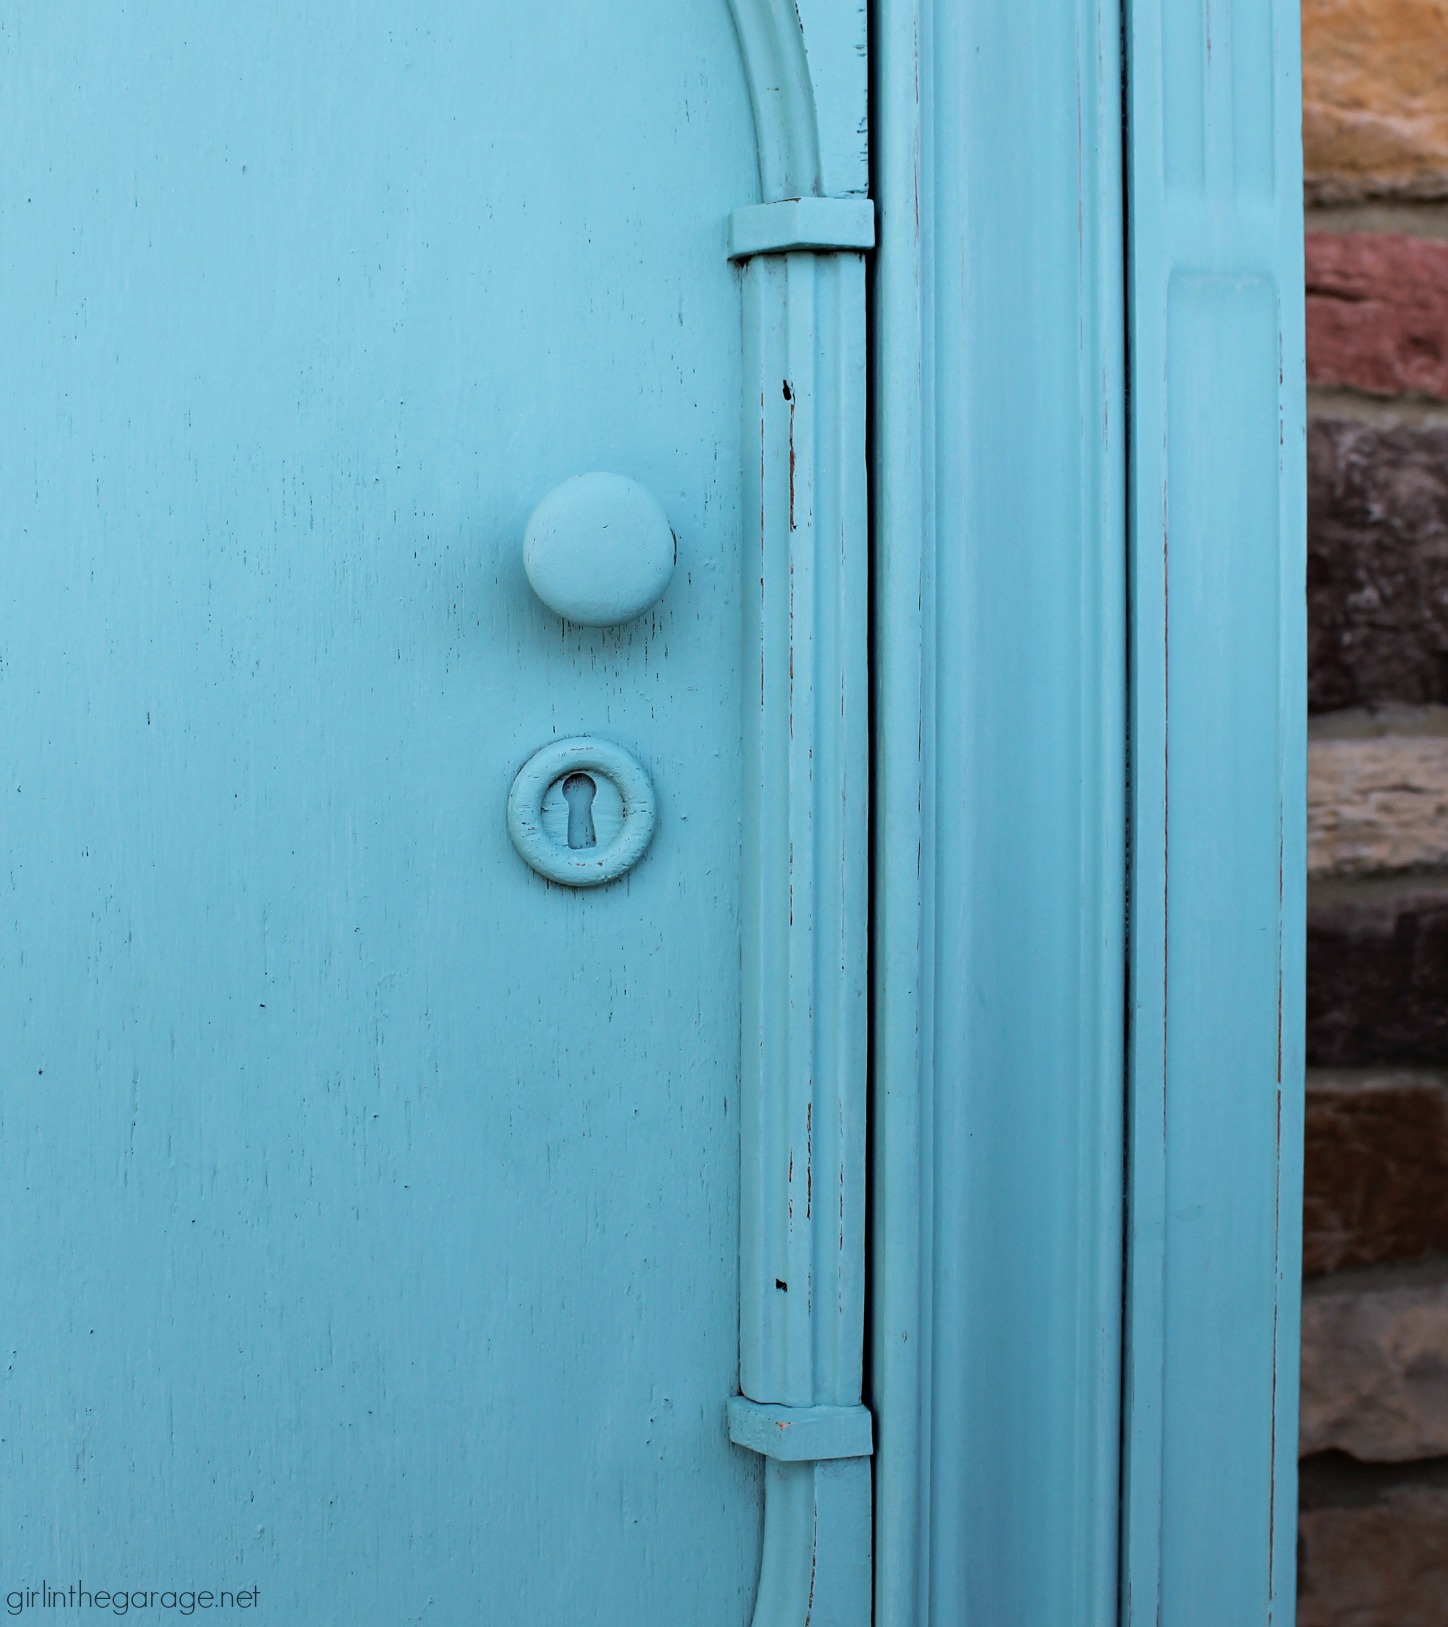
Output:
top-left (722, 4), bottom-right (873, 1624)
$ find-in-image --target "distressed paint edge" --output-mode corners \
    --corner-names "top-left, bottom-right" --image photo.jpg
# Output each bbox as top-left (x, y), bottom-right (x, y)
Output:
top-left (867, 0), bottom-right (930, 1621)
top-left (1271, 0), bottom-right (1309, 1615)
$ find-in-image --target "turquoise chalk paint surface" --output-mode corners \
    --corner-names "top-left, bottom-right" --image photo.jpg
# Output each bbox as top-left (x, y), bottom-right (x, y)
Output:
top-left (0, 6), bottom-right (764, 1620)
top-left (0, 2), bottom-right (1306, 1621)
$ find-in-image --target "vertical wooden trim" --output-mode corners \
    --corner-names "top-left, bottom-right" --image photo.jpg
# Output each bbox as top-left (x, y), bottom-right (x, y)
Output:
top-left (737, 242), bottom-right (870, 1413)
top-left (1122, 0), bottom-right (1306, 1620)
top-left (724, 6), bottom-right (874, 1624)
top-left (868, 0), bottom-right (929, 1620)
top-left (872, 0), bottom-right (1128, 1620)
top-left (732, 229), bottom-right (873, 1627)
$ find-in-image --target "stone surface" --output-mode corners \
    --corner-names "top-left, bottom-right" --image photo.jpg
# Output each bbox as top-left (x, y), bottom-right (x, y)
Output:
top-left (1310, 720), bottom-right (1448, 876)
top-left (1299, 1476), bottom-right (1448, 1627)
top-left (1308, 417), bottom-right (1448, 711)
top-left (1307, 233), bottom-right (1448, 400)
top-left (1303, 0), bottom-right (1448, 202)
top-left (1306, 885), bottom-right (1448, 1064)
top-left (1301, 1266), bottom-right (1448, 1458)
top-left (1305, 1069), bottom-right (1448, 1274)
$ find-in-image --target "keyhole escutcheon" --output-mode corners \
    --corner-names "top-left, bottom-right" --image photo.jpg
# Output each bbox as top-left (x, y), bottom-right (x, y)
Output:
top-left (562, 773), bottom-right (597, 849)
top-left (507, 736), bottom-right (656, 889)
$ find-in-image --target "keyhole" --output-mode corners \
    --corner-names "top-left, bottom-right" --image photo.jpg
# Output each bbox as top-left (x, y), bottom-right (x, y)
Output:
top-left (562, 773), bottom-right (598, 849)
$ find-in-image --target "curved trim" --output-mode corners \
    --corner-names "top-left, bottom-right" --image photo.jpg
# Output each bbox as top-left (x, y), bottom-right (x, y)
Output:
top-left (753, 1459), bottom-right (873, 1625)
top-left (723, 0), bottom-right (822, 201)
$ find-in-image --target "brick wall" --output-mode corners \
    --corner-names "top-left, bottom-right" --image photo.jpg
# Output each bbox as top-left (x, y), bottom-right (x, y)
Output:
top-left (1299, 2), bottom-right (1448, 1620)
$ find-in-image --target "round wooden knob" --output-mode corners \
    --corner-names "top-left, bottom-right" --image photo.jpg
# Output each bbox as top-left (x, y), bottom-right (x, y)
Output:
top-left (522, 473), bottom-right (676, 627)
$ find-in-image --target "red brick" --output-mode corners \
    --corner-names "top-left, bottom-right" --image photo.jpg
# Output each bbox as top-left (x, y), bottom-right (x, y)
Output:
top-left (1307, 233), bottom-right (1448, 400)
top-left (1308, 419), bottom-right (1448, 713)
top-left (1299, 1473), bottom-right (1448, 1627)
top-left (1307, 885), bottom-right (1448, 1065)
top-left (1304, 1071), bottom-right (1448, 1275)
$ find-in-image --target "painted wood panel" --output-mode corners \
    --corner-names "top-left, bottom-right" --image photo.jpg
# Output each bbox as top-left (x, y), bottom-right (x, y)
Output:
top-left (0, 6), bottom-right (770, 1620)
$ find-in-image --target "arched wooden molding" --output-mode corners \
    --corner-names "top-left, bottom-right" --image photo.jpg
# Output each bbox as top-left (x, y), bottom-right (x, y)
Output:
top-left (726, 0), bottom-right (867, 202)
top-left (722, 2), bottom-right (873, 1623)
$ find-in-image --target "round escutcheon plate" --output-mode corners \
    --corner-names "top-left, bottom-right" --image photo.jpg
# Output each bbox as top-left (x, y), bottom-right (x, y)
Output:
top-left (507, 737), bottom-right (656, 888)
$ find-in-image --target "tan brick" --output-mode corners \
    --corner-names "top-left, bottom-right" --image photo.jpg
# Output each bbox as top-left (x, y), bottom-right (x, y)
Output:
top-left (1301, 1268), bottom-right (1448, 1459)
top-left (1309, 720), bottom-right (1448, 877)
top-left (1299, 1480), bottom-right (1448, 1627)
top-left (1304, 0), bottom-right (1448, 202)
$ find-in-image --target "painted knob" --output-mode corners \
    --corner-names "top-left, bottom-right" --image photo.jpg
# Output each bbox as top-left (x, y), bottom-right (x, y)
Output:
top-left (523, 473), bottom-right (676, 627)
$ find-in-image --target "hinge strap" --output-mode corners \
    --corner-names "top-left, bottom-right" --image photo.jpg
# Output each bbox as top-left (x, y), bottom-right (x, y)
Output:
top-left (728, 1398), bottom-right (875, 1463)
top-left (727, 197), bottom-right (876, 260)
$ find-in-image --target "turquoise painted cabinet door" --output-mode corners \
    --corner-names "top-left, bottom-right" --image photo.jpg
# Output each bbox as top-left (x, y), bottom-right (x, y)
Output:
top-left (0, 5), bottom-right (872, 1623)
